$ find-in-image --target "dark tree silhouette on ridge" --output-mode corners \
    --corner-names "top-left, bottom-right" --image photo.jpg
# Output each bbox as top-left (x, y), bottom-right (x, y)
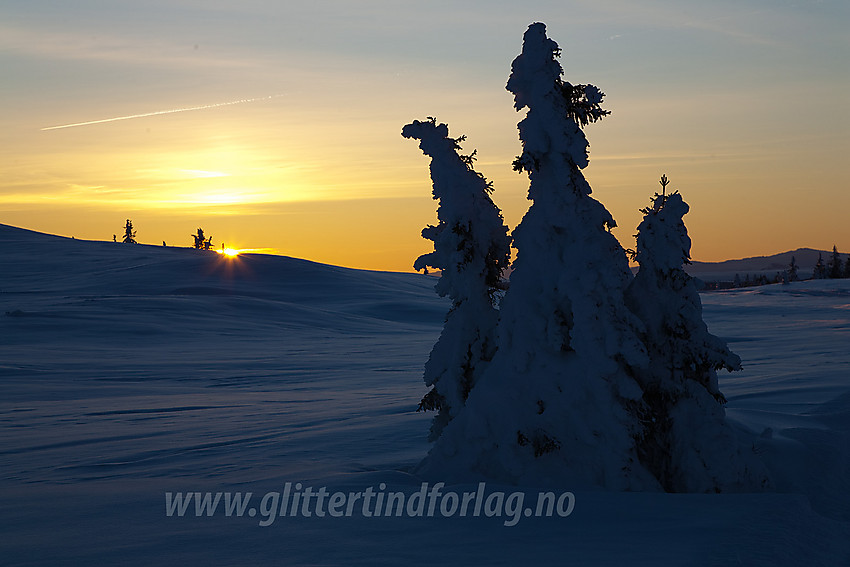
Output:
top-left (122, 219), bottom-right (137, 244)
top-left (192, 228), bottom-right (213, 250)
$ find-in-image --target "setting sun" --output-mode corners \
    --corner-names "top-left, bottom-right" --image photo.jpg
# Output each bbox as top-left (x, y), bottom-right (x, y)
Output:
top-left (218, 247), bottom-right (240, 258)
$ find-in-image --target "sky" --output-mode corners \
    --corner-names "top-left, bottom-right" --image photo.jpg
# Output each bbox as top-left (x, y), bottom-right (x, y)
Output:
top-left (1, 0), bottom-right (848, 271)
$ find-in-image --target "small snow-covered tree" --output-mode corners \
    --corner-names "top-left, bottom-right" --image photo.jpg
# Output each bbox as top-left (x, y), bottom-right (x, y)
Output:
top-left (402, 118), bottom-right (511, 441)
top-left (813, 253), bottom-right (827, 279)
top-left (122, 219), bottom-right (137, 244)
top-left (626, 186), bottom-right (770, 492)
top-left (192, 228), bottom-right (206, 249)
top-left (418, 23), bottom-right (656, 490)
top-left (788, 256), bottom-right (799, 282)
top-left (828, 245), bottom-right (842, 279)
top-left (192, 228), bottom-right (213, 250)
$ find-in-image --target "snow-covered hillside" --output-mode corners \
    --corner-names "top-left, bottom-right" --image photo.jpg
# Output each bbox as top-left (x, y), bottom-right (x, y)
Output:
top-left (1, 223), bottom-right (848, 566)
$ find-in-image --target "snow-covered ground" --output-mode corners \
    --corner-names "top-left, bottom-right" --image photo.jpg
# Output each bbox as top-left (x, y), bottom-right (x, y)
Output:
top-left (1, 223), bottom-right (848, 566)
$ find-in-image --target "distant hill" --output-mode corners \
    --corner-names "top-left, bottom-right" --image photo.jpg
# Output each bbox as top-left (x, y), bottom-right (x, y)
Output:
top-left (685, 248), bottom-right (834, 281)
top-left (0, 222), bottom-right (838, 284)
top-left (0, 222), bottom-right (448, 325)
top-left (688, 248), bottom-right (826, 273)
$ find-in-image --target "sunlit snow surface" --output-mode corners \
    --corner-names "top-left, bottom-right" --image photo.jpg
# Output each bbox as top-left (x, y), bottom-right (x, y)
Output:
top-left (1, 224), bottom-right (848, 566)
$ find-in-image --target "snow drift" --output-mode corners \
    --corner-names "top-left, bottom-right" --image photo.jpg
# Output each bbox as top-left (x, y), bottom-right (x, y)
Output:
top-left (1, 222), bottom-right (849, 565)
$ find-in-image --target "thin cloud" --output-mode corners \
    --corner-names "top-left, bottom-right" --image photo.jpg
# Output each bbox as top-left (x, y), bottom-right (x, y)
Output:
top-left (0, 24), bottom-right (261, 70)
top-left (570, 0), bottom-right (778, 46)
top-left (41, 95), bottom-right (283, 131)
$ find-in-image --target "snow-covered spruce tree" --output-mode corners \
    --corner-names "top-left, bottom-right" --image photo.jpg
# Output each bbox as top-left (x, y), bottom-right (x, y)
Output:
top-left (402, 118), bottom-right (511, 441)
top-left (788, 256), bottom-right (799, 282)
top-left (418, 23), bottom-right (657, 490)
top-left (122, 219), bottom-right (137, 244)
top-left (828, 245), bottom-right (842, 279)
top-left (814, 253), bottom-right (827, 279)
top-left (192, 228), bottom-right (207, 249)
top-left (625, 187), bottom-right (770, 492)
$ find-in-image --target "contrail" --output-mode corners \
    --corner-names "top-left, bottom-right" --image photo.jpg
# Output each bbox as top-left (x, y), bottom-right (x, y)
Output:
top-left (41, 95), bottom-right (282, 131)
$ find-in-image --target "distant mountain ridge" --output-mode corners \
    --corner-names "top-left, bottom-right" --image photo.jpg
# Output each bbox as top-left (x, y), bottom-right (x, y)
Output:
top-left (686, 248), bottom-right (833, 277)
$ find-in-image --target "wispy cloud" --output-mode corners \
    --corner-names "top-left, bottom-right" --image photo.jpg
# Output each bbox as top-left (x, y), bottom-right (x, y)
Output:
top-left (178, 170), bottom-right (231, 179)
top-left (571, 0), bottom-right (779, 46)
top-left (41, 95), bottom-right (283, 131)
top-left (0, 24), bottom-right (261, 70)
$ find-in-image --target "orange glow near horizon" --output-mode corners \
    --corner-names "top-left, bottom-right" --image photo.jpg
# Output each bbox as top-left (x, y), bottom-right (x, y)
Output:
top-left (2, 118), bottom-right (848, 273)
top-left (4, 92), bottom-right (844, 272)
top-left (1, 3), bottom-right (847, 272)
